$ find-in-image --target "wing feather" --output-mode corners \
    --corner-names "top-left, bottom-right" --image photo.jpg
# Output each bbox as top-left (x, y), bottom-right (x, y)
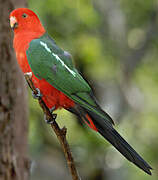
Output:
top-left (26, 34), bottom-right (113, 125)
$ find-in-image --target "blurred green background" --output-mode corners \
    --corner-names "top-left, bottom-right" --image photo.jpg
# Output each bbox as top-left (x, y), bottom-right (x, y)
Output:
top-left (27, 0), bottom-right (158, 179)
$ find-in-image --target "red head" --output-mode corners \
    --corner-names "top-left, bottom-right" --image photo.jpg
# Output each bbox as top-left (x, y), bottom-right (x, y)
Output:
top-left (9, 8), bottom-right (45, 35)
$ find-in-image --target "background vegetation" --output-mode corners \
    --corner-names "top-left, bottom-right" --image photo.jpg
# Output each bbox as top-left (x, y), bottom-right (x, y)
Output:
top-left (27, 0), bottom-right (158, 179)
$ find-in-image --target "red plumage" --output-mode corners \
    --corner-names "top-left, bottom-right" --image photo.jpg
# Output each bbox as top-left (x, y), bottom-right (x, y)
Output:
top-left (11, 8), bottom-right (75, 110)
top-left (9, 9), bottom-right (153, 175)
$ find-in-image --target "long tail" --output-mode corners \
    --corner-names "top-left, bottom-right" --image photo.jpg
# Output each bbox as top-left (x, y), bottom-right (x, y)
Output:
top-left (67, 105), bottom-right (152, 175)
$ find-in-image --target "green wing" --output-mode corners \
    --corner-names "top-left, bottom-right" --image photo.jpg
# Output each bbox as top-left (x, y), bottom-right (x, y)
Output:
top-left (26, 33), bottom-right (112, 123)
top-left (40, 33), bottom-right (74, 69)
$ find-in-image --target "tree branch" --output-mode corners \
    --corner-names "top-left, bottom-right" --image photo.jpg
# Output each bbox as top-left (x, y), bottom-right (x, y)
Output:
top-left (24, 74), bottom-right (80, 180)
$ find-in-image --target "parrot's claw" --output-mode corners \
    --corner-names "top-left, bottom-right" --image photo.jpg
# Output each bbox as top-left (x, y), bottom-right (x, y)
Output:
top-left (44, 113), bottom-right (57, 124)
top-left (44, 106), bottom-right (57, 124)
top-left (32, 88), bottom-right (42, 99)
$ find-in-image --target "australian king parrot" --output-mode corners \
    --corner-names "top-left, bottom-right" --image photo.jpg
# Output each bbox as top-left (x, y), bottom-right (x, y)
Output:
top-left (9, 8), bottom-right (152, 175)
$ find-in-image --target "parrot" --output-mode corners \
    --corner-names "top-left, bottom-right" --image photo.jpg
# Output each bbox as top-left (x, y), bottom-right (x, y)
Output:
top-left (10, 8), bottom-right (152, 175)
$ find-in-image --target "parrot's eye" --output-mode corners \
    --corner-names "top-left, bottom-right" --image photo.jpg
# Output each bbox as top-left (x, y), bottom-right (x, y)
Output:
top-left (22, 13), bottom-right (28, 18)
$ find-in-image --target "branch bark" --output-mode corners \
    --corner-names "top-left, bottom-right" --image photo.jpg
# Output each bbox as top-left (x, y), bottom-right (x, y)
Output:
top-left (24, 74), bottom-right (80, 180)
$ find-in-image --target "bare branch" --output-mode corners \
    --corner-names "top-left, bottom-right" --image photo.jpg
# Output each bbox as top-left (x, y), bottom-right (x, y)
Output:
top-left (24, 74), bottom-right (80, 180)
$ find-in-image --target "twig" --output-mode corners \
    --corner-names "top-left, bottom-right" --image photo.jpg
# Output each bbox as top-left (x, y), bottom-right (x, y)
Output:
top-left (24, 74), bottom-right (80, 180)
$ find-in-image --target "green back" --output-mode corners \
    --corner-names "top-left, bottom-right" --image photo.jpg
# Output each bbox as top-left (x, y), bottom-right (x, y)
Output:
top-left (26, 33), bottom-right (95, 104)
top-left (26, 33), bottom-right (113, 124)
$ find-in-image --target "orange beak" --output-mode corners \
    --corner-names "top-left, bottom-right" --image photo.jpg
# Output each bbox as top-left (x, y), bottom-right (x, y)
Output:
top-left (10, 16), bottom-right (18, 29)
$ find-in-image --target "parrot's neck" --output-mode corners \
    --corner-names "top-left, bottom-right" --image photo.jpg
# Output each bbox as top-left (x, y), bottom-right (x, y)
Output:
top-left (13, 31), bottom-right (44, 52)
top-left (13, 31), bottom-right (45, 73)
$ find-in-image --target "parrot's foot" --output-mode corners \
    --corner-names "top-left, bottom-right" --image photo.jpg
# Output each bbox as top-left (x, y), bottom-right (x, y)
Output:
top-left (44, 113), bottom-right (57, 124)
top-left (32, 88), bottom-right (42, 99)
top-left (44, 106), bottom-right (57, 124)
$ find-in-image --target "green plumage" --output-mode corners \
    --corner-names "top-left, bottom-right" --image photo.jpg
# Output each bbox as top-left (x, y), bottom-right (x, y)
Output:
top-left (26, 33), bottom-right (113, 124)
top-left (26, 33), bottom-right (152, 175)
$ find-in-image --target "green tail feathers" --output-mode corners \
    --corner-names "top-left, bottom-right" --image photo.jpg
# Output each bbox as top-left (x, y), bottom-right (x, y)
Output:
top-left (68, 103), bottom-right (152, 175)
top-left (85, 109), bottom-right (152, 175)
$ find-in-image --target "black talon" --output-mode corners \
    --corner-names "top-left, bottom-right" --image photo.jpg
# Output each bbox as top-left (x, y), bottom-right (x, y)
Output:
top-left (52, 113), bottom-right (57, 120)
top-left (44, 113), bottom-right (57, 124)
top-left (32, 88), bottom-right (42, 99)
top-left (44, 106), bottom-right (57, 124)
